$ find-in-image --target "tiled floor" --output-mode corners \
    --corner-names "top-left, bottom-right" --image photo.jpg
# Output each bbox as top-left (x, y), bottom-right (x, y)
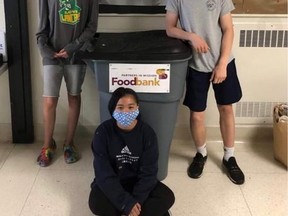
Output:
top-left (0, 136), bottom-right (287, 216)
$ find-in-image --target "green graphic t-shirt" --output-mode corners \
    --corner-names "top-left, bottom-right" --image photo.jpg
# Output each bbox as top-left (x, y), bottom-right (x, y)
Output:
top-left (59, 0), bottom-right (81, 25)
top-left (36, 0), bottom-right (99, 65)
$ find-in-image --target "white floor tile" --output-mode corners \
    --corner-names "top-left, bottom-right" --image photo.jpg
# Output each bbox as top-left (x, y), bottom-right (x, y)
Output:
top-left (0, 145), bottom-right (40, 216)
top-left (0, 136), bottom-right (287, 216)
top-left (241, 173), bottom-right (288, 216)
top-left (21, 169), bottom-right (94, 216)
top-left (163, 172), bottom-right (251, 216)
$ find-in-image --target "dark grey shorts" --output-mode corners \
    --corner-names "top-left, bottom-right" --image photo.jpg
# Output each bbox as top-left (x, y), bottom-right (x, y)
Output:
top-left (43, 65), bottom-right (86, 97)
top-left (183, 59), bottom-right (242, 112)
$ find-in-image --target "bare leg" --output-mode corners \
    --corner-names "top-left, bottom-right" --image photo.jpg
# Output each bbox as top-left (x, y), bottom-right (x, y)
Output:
top-left (219, 104), bottom-right (245, 184)
top-left (43, 97), bottom-right (58, 148)
top-left (187, 110), bottom-right (208, 178)
top-left (64, 94), bottom-right (81, 146)
top-left (190, 110), bottom-right (206, 148)
top-left (217, 104), bottom-right (235, 148)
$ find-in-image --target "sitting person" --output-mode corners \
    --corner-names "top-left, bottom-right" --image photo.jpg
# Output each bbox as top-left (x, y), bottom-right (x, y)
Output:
top-left (89, 87), bottom-right (175, 216)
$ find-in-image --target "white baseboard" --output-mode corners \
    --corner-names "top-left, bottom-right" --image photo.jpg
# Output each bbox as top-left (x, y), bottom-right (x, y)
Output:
top-left (0, 123), bottom-right (273, 144)
top-left (0, 123), bottom-right (12, 143)
top-left (173, 125), bottom-right (273, 143)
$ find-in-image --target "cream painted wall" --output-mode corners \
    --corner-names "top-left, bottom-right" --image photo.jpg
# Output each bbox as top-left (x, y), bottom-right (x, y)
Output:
top-left (0, 1), bottom-right (287, 142)
top-left (0, 0), bottom-right (4, 31)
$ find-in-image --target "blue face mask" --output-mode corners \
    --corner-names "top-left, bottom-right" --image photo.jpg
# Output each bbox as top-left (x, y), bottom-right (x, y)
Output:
top-left (112, 109), bottom-right (139, 127)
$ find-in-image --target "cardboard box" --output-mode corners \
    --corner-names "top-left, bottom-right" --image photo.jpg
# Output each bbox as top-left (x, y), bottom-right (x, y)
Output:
top-left (273, 104), bottom-right (288, 167)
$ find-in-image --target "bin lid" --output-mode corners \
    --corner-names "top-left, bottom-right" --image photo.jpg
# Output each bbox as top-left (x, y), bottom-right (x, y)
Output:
top-left (76, 30), bottom-right (192, 61)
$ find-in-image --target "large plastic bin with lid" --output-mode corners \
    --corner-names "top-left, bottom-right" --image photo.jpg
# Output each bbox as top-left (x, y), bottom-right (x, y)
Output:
top-left (77, 30), bottom-right (191, 180)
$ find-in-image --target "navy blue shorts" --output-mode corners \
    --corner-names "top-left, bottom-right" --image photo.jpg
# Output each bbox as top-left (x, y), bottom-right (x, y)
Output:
top-left (183, 59), bottom-right (242, 112)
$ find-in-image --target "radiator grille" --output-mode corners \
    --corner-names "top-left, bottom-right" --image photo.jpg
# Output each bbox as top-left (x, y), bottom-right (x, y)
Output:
top-left (239, 30), bottom-right (288, 48)
top-left (235, 102), bottom-right (285, 118)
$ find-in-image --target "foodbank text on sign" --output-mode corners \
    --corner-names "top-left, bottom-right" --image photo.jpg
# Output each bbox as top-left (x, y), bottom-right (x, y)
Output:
top-left (109, 63), bottom-right (170, 93)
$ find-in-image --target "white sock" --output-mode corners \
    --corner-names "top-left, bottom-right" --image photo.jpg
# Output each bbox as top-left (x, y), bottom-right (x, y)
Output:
top-left (197, 143), bottom-right (207, 157)
top-left (224, 146), bottom-right (235, 161)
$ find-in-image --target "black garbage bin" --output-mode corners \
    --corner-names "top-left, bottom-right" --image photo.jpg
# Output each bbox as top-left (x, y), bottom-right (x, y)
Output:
top-left (77, 30), bottom-right (191, 180)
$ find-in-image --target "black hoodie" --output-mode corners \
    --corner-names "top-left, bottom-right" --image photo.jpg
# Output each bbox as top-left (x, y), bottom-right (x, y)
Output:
top-left (91, 119), bottom-right (159, 215)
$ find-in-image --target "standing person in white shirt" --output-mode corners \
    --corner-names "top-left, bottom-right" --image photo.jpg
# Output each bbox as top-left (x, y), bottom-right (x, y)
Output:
top-left (165, 0), bottom-right (245, 185)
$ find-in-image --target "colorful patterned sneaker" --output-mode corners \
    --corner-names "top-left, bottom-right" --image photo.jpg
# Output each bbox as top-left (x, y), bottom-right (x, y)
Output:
top-left (63, 145), bottom-right (80, 164)
top-left (37, 140), bottom-right (57, 167)
top-left (187, 152), bottom-right (208, 179)
top-left (222, 157), bottom-right (245, 185)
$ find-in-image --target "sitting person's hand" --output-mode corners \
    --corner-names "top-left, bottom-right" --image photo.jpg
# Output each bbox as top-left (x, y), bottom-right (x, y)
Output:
top-left (128, 202), bottom-right (141, 216)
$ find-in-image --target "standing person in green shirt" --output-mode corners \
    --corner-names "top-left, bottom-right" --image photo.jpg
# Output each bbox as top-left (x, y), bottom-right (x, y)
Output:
top-left (165, 0), bottom-right (245, 185)
top-left (36, 0), bottom-right (99, 167)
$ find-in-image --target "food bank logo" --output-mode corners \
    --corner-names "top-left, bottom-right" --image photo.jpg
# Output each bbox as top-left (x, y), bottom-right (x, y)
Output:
top-left (111, 68), bottom-right (169, 87)
top-left (156, 69), bottom-right (168, 79)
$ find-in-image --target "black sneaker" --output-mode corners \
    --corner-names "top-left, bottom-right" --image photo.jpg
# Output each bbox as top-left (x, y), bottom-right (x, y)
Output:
top-left (222, 157), bottom-right (245, 185)
top-left (187, 153), bottom-right (208, 178)
top-left (162, 210), bottom-right (172, 216)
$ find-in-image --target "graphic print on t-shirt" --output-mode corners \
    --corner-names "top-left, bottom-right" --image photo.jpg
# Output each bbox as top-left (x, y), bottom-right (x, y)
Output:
top-left (59, 0), bottom-right (81, 25)
top-left (116, 145), bottom-right (140, 165)
top-left (206, 0), bottom-right (216, 11)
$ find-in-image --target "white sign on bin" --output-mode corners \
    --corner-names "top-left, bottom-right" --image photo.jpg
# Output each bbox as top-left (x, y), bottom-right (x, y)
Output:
top-left (109, 63), bottom-right (170, 93)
